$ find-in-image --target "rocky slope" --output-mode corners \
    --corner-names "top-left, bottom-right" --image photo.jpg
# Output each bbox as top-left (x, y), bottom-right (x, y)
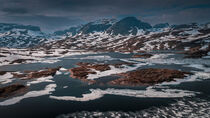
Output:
top-left (38, 20), bottom-right (210, 58)
top-left (1, 17), bottom-right (210, 57)
top-left (0, 23), bottom-right (48, 48)
top-left (106, 17), bottom-right (151, 35)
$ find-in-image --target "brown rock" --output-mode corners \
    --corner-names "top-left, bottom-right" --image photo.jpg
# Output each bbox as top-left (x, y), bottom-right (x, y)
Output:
top-left (12, 67), bottom-right (60, 79)
top-left (0, 71), bottom-right (7, 75)
top-left (69, 67), bottom-right (96, 79)
top-left (109, 68), bottom-right (190, 86)
top-left (25, 67), bottom-right (60, 79)
top-left (12, 73), bottom-right (27, 78)
top-left (0, 84), bottom-right (27, 98)
top-left (59, 50), bottom-right (69, 54)
top-left (0, 71), bottom-right (14, 75)
top-left (0, 55), bottom-right (6, 57)
top-left (184, 45), bottom-right (210, 58)
top-left (132, 54), bottom-right (153, 58)
top-left (69, 62), bottom-right (134, 84)
top-left (9, 59), bottom-right (34, 64)
top-left (76, 62), bottom-right (111, 71)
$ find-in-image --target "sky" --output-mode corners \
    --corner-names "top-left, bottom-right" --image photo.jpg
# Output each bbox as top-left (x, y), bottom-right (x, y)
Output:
top-left (0, 0), bottom-right (210, 32)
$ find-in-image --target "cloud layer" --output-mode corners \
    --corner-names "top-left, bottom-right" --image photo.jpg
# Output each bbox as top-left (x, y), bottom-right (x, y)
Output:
top-left (0, 0), bottom-right (210, 32)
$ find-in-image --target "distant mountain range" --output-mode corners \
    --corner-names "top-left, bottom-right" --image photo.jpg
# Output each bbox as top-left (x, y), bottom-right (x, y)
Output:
top-left (0, 23), bottom-right (47, 48)
top-left (54, 17), bottom-right (152, 36)
top-left (0, 16), bottom-right (210, 49)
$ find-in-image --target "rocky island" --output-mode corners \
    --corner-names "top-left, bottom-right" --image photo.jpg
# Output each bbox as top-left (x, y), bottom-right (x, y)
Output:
top-left (12, 67), bottom-right (60, 79)
top-left (69, 62), bottom-right (191, 86)
top-left (109, 68), bottom-right (190, 86)
top-left (0, 84), bottom-right (27, 98)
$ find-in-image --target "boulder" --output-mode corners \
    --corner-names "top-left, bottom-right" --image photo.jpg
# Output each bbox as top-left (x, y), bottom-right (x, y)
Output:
top-left (132, 54), bottom-right (153, 58)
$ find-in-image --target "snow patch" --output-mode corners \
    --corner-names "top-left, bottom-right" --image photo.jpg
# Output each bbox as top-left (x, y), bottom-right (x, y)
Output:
top-left (50, 87), bottom-right (196, 102)
top-left (0, 84), bottom-right (56, 106)
top-left (87, 63), bottom-right (147, 80)
top-left (26, 76), bottom-right (54, 86)
top-left (0, 72), bottom-right (13, 84)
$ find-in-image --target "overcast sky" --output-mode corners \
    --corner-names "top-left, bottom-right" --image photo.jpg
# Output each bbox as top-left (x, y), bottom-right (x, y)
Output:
top-left (0, 0), bottom-right (210, 32)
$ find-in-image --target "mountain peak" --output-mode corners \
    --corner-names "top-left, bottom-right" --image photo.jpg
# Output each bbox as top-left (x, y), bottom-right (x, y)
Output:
top-left (153, 23), bottom-right (169, 29)
top-left (106, 16), bottom-right (152, 35)
top-left (91, 18), bottom-right (117, 25)
top-left (121, 16), bottom-right (140, 21)
top-left (78, 18), bottom-right (117, 34)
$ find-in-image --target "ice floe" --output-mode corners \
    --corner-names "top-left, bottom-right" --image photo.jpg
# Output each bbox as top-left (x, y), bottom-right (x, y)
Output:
top-left (56, 71), bottom-right (62, 75)
top-left (50, 86), bottom-right (197, 102)
top-left (60, 68), bottom-right (68, 71)
top-left (80, 55), bottom-right (114, 61)
top-left (185, 64), bottom-right (210, 72)
top-left (194, 72), bottom-right (210, 80)
top-left (150, 54), bottom-right (173, 59)
top-left (130, 53), bottom-right (210, 66)
top-left (0, 72), bottom-right (13, 84)
top-left (26, 76), bottom-right (54, 86)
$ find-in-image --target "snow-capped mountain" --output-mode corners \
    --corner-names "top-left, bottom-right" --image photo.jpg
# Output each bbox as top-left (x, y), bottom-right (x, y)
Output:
top-left (38, 18), bottom-right (210, 55)
top-left (78, 18), bottom-right (117, 34)
top-left (1, 16), bottom-right (210, 52)
top-left (106, 17), bottom-right (152, 35)
top-left (54, 26), bottom-right (82, 37)
top-left (54, 17), bottom-right (152, 36)
top-left (153, 23), bottom-right (169, 29)
top-left (0, 23), bottom-right (47, 48)
top-left (171, 23), bottom-right (200, 30)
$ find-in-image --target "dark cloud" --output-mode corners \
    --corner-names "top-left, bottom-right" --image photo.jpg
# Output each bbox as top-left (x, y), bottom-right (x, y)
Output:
top-left (0, 0), bottom-right (210, 32)
top-left (0, 15), bottom-right (84, 32)
top-left (2, 8), bottom-right (28, 14)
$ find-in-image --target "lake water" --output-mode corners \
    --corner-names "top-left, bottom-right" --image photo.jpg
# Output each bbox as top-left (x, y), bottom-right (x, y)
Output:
top-left (0, 52), bottom-right (210, 118)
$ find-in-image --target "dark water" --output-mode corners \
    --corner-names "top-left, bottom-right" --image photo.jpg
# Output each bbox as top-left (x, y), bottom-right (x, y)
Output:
top-left (0, 52), bottom-right (210, 118)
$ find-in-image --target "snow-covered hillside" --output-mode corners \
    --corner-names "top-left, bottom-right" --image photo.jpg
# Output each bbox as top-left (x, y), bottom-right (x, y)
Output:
top-left (0, 23), bottom-right (47, 48)
top-left (38, 19), bottom-right (210, 54)
top-left (0, 17), bottom-right (210, 52)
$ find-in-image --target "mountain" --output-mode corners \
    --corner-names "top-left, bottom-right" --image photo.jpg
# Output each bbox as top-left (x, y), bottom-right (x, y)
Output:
top-left (153, 23), bottom-right (169, 29)
top-left (171, 23), bottom-right (199, 30)
top-left (54, 26), bottom-right (81, 37)
top-left (38, 21), bottom-right (210, 54)
top-left (1, 17), bottom-right (210, 51)
top-left (52, 17), bottom-right (152, 36)
top-left (0, 23), bottom-right (47, 48)
top-left (78, 19), bottom-right (117, 34)
top-left (106, 17), bottom-right (152, 35)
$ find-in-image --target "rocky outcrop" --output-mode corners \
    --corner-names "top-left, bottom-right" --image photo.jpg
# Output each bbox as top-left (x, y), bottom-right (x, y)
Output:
top-left (69, 67), bottom-right (96, 84)
top-left (184, 45), bottom-right (210, 58)
top-left (12, 67), bottom-right (60, 79)
top-left (9, 59), bottom-right (34, 64)
top-left (76, 62), bottom-right (111, 71)
top-left (107, 17), bottom-right (152, 35)
top-left (69, 62), bottom-right (134, 84)
top-left (0, 55), bottom-right (6, 57)
top-left (132, 54), bottom-right (153, 58)
top-left (0, 84), bottom-right (27, 98)
top-left (109, 68), bottom-right (190, 86)
top-left (0, 71), bottom-right (7, 75)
